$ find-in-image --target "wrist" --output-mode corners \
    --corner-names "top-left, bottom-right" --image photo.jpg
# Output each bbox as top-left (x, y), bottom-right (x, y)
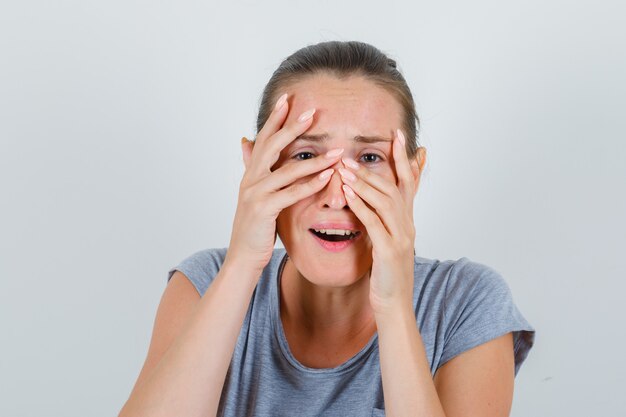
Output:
top-left (221, 254), bottom-right (265, 284)
top-left (373, 300), bottom-right (415, 326)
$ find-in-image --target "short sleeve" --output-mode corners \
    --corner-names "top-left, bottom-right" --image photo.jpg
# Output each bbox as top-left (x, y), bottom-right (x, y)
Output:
top-left (439, 258), bottom-right (535, 376)
top-left (166, 248), bottom-right (228, 297)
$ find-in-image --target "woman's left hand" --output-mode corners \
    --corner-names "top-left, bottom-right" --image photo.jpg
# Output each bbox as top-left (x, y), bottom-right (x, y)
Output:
top-left (338, 129), bottom-right (419, 316)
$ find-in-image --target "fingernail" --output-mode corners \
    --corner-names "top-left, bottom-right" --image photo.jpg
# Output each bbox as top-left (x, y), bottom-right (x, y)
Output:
top-left (338, 168), bottom-right (356, 182)
top-left (297, 108), bottom-right (316, 122)
top-left (241, 137), bottom-right (248, 145)
top-left (342, 185), bottom-right (356, 200)
top-left (325, 148), bottom-right (344, 158)
top-left (397, 129), bottom-right (406, 146)
top-left (318, 168), bottom-right (333, 181)
top-left (275, 93), bottom-right (288, 111)
top-left (342, 157), bottom-right (359, 170)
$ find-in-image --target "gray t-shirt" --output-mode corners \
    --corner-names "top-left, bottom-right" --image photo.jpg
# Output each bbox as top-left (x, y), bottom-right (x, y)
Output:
top-left (167, 248), bottom-right (535, 417)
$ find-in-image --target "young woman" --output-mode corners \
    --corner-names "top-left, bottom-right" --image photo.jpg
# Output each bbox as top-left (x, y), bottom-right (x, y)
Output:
top-left (119, 41), bottom-right (535, 417)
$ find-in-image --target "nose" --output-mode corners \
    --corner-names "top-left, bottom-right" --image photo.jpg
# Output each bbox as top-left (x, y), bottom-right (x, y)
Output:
top-left (318, 160), bottom-right (349, 210)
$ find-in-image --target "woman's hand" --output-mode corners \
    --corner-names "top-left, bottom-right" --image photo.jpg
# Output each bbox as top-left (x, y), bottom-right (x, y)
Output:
top-left (338, 129), bottom-right (419, 316)
top-left (224, 94), bottom-right (345, 275)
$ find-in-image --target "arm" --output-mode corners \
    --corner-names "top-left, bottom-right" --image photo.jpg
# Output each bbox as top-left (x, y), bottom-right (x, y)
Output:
top-left (119, 94), bottom-right (343, 417)
top-left (376, 305), bottom-right (515, 417)
top-left (433, 332), bottom-right (514, 417)
top-left (118, 261), bottom-right (261, 417)
top-left (338, 129), bottom-right (515, 416)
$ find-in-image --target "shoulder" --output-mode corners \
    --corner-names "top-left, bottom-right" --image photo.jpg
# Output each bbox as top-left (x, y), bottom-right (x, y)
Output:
top-left (166, 248), bottom-right (228, 296)
top-left (413, 255), bottom-right (518, 327)
top-left (170, 247), bottom-right (229, 273)
top-left (166, 248), bottom-right (286, 297)
top-left (413, 255), bottom-right (535, 375)
top-left (413, 255), bottom-right (510, 304)
top-left (447, 257), bottom-right (510, 300)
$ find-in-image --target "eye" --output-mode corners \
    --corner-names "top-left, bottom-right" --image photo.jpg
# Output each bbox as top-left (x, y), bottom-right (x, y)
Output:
top-left (292, 151), bottom-right (383, 163)
top-left (359, 153), bottom-right (383, 164)
top-left (293, 151), bottom-right (316, 161)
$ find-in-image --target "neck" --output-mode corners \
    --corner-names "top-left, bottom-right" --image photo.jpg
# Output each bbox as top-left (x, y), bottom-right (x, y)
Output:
top-left (280, 256), bottom-right (375, 337)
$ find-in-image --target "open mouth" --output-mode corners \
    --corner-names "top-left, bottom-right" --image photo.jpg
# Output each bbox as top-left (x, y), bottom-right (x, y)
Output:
top-left (309, 228), bottom-right (361, 242)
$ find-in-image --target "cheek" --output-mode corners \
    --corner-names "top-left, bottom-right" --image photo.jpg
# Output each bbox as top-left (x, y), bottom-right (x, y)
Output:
top-left (367, 163), bottom-right (397, 183)
top-left (276, 203), bottom-right (301, 234)
top-left (276, 193), bottom-right (317, 239)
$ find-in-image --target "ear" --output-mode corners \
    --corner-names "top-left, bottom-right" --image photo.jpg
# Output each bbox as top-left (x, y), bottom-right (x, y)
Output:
top-left (241, 137), bottom-right (254, 170)
top-left (410, 147), bottom-right (427, 195)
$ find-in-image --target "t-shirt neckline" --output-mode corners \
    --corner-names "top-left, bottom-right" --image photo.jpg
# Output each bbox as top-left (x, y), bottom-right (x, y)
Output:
top-left (270, 250), bottom-right (379, 375)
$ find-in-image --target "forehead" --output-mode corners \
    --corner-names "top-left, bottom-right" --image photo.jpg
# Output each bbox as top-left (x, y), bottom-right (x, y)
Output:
top-left (284, 74), bottom-right (403, 138)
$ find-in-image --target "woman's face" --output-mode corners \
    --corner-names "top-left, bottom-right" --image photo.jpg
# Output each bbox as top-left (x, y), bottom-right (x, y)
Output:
top-left (274, 73), bottom-right (410, 288)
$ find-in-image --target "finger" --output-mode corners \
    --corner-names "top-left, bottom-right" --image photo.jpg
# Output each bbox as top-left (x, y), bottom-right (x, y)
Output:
top-left (267, 167), bottom-right (334, 212)
top-left (338, 167), bottom-right (403, 236)
top-left (247, 94), bottom-right (290, 175)
top-left (252, 108), bottom-right (316, 175)
top-left (341, 184), bottom-right (390, 246)
top-left (255, 93), bottom-right (289, 144)
top-left (393, 129), bottom-right (416, 204)
top-left (260, 148), bottom-right (344, 192)
top-left (341, 157), bottom-right (400, 198)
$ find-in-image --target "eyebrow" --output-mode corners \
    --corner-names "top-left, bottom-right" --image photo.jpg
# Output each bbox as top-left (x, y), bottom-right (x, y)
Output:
top-left (294, 133), bottom-right (392, 144)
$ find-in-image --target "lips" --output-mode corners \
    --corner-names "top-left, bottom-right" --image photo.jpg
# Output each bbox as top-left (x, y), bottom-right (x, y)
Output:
top-left (309, 229), bottom-right (360, 242)
top-left (309, 222), bottom-right (361, 232)
top-left (309, 222), bottom-right (361, 240)
top-left (308, 221), bottom-right (363, 252)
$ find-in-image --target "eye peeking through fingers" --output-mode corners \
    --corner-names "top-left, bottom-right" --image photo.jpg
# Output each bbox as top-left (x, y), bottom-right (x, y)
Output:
top-left (292, 151), bottom-right (385, 164)
top-left (359, 153), bottom-right (384, 164)
top-left (293, 151), bottom-right (316, 161)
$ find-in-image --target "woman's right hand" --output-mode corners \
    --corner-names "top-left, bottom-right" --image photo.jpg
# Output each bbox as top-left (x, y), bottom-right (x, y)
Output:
top-left (224, 93), bottom-right (344, 275)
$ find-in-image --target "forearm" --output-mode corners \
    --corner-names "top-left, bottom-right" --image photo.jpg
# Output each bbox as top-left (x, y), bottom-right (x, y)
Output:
top-left (376, 305), bottom-right (446, 417)
top-left (119, 261), bottom-right (260, 417)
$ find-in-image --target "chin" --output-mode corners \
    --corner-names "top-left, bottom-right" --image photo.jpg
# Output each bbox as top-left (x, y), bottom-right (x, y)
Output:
top-left (304, 261), bottom-right (367, 288)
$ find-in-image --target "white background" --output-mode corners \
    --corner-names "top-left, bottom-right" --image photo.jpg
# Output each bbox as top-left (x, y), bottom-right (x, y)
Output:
top-left (1, 1), bottom-right (625, 416)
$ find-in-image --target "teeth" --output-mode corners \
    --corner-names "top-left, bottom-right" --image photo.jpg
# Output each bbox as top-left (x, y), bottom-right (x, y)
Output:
top-left (313, 228), bottom-right (356, 236)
